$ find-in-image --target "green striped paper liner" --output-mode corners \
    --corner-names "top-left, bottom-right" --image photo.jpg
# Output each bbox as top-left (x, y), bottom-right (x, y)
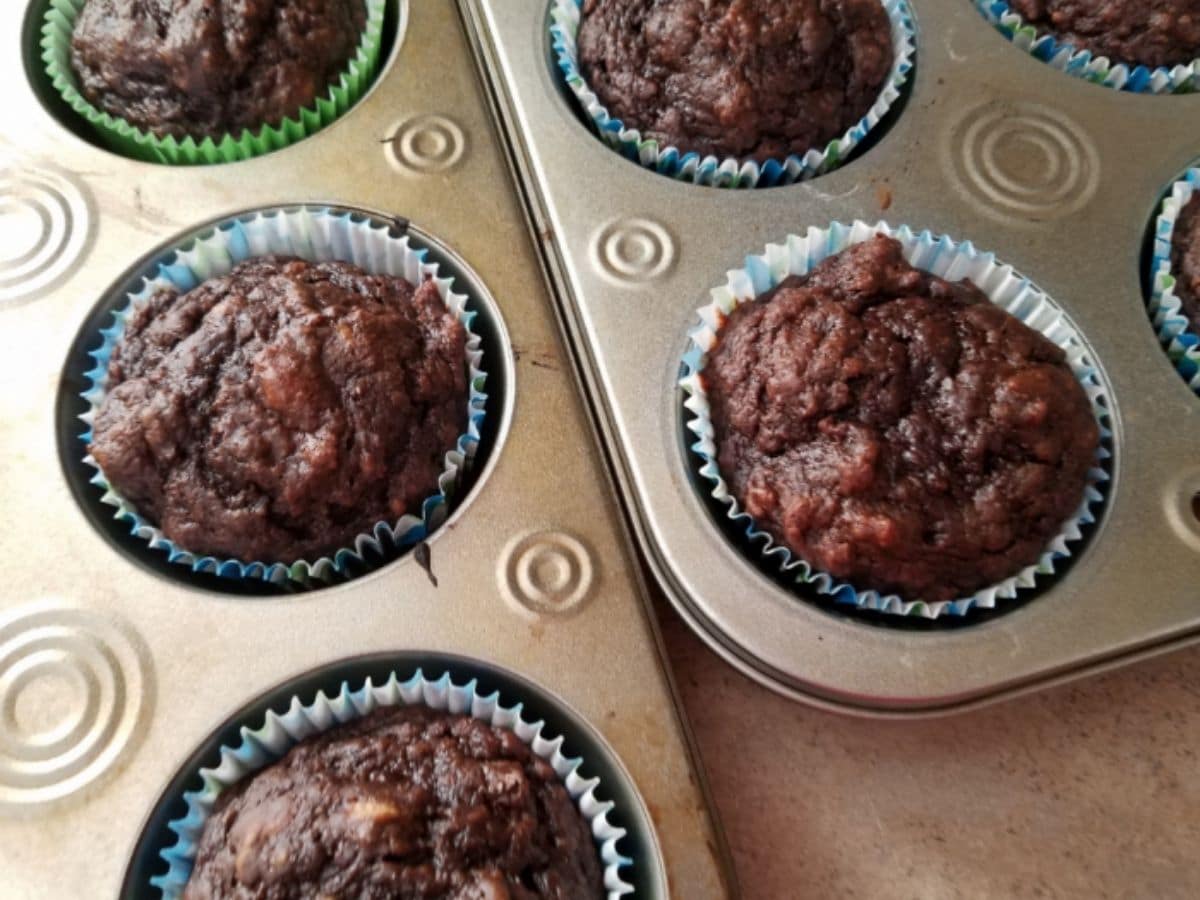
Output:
top-left (40, 0), bottom-right (386, 165)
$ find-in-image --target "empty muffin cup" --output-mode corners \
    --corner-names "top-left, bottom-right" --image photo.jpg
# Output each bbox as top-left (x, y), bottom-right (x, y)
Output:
top-left (79, 206), bottom-right (488, 585)
top-left (1149, 167), bottom-right (1200, 393)
top-left (550, 0), bottom-right (916, 188)
top-left (150, 668), bottom-right (634, 899)
top-left (40, 0), bottom-right (387, 164)
top-left (680, 221), bottom-right (1112, 619)
top-left (974, 1), bottom-right (1200, 94)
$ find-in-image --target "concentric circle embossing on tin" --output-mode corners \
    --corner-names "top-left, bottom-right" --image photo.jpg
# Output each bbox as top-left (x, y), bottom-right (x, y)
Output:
top-left (591, 218), bottom-right (676, 286)
top-left (499, 531), bottom-right (595, 616)
top-left (947, 102), bottom-right (1100, 223)
top-left (0, 166), bottom-right (90, 303)
top-left (1165, 470), bottom-right (1200, 553)
top-left (0, 604), bottom-right (152, 809)
top-left (386, 115), bottom-right (467, 174)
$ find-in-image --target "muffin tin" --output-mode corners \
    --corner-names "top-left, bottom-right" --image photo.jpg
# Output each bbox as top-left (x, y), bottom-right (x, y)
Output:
top-left (0, 2), bottom-right (730, 897)
top-left (460, 0), bottom-right (1200, 714)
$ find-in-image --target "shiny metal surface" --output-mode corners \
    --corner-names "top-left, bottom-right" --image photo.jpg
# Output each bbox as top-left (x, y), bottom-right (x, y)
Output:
top-left (461, 0), bottom-right (1200, 714)
top-left (0, 2), bottom-right (731, 897)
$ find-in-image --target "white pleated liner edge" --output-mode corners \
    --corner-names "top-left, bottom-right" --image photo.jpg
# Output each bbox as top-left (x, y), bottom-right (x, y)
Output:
top-left (680, 220), bottom-right (1112, 620)
top-left (975, 0), bottom-right (1200, 94)
top-left (151, 670), bottom-right (634, 898)
top-left (1150, 168), bottom-right (1200, 393)
top-left (549, 0), bottom-right (916, 188)
top-left (79, 207), bottom-right (488, 584)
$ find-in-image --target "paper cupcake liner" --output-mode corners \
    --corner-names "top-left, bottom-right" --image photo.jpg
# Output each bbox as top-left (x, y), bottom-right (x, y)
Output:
top-left (975, 1), bottom-right (1200, 94)
top-left (151, 670), bottom-right (634, 899)
top-left (1150, 168), bottom-right (1200, 393)
top-left (680, 220), bottom-right (1112, 619)
top-left (79, 206), bottom-right (488, 585)
top-left (549, 0), bottom-right (916, 188)
top-left (40, 0), bottom-right (387, 165)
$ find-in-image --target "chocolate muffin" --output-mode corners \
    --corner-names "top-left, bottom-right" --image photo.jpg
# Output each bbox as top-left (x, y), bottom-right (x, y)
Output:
top-left (703, 235), bottom-right (1099, 603)
top-left (1169, 192), bottom-right (1200, 333)
top-left (89, 255), bottom-right (467, 564)
top-left (182, 706), bottom-right (604, 900)
top-left (576, 0), bottom-right (894, 162)
top-left (1009, 1), bottom-right (1200, 69)
top-left (69, 0), bottom-right (366, 139)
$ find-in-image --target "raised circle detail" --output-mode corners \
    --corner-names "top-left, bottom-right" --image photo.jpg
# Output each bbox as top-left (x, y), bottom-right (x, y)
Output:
top-left (0, 165), bottom-right (90, 304)
top-left (946, 101), bottom-right (1100, 224)
top-left (0, 603), bottom-right (152, 809)
top-left (387, 115), bottom-right (466, 174)
top-left (500, 531), bottom-right (595, 616)
top-left (591, 218), bottom-right (676, 285)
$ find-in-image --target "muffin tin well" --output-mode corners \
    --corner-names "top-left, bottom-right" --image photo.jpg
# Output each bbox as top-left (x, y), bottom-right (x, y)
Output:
top-left (462, 0), bottom-right (1200, 714)
top-left (679, 222), bottom-right (1116, 622)
top-left (972, 0), bottom-right (1200, 94)
top-left (545, 0), bottom-right (917, 187)
top-left (56, 206), bottom-right (511, 595)
top-left (123, 654), bottom-right (660, 898)
top-left (0, 2), bottom-right (730, 897)
top-left (544, 0), bottom-right (916, 188)
top-left (22, 0), bottom-right (405, 164)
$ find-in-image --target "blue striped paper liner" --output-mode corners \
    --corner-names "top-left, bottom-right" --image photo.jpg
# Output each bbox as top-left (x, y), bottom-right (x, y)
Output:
top-left (80, 207), bottom-right (488, 585)
top-left (1149, 168), bottom-right (1200, 393)
top-left (151, 670), bottom-right (634, 898)
top-left (975, 0), bottom-right (1200, 94)
top-left (680, 220), bottom-right (1112, 619)
top-left (550, 0), bottom-right (916, 188)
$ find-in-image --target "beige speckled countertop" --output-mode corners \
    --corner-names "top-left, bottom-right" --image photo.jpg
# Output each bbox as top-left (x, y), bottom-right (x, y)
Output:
top-left (656, 603), bottom-right (1200, 900)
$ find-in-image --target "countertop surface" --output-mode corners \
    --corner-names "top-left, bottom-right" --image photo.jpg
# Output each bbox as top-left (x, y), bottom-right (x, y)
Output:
top-left (656, 604), bottom-right (1200, 900)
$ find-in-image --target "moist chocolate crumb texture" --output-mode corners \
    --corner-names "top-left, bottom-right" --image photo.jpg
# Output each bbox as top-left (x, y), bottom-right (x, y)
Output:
top-left (88, 256), bottom-right (468, 565)
top-left (1009, 0), bottom-right (1200, 69)
top-left (703, 235), bottom-right (1099, 604)
top-left (69, 0), bottom-right (367, 139)
top-left (576, 0), bottom-right (894, 162)
top-left (1170, 192), bottom-right (1200, 334)
top-left (181, 706), bottom-right (605, 900)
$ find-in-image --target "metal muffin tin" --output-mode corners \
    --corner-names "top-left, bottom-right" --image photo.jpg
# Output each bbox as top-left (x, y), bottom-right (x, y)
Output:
top-left (460, 0), bottom-right (1200, 715)
top-left (0, 2), bottom-right (731, 897)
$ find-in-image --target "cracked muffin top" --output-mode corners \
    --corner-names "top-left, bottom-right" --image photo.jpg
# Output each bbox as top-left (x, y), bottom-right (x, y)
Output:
top-left (1009, 1), bottom-right (1200, 69)
top-left (89, 255), bottom-right (467, 564)
top-left (703, 235), bottom-right (1099, 603)
top-left (70, 0), bottom-right (366, 138)
top-left (576, 0), bottom-right (894, 161)
top-left (181, 706), bottom-right (604, 900)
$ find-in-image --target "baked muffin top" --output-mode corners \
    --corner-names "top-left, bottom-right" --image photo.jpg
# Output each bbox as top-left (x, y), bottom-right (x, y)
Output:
top-left (703, 235), bottom-right (1099, 603)
top-left (182, 706), bottom-right (604, 900)
top-left (1169, 192), bottom-right (1200, 334)
top-left (90, 256), bottom-right (467, 563)
top-left (576, 0), bottom-right (894, 162)
top-left (70, 0), bottom-right (366, 138)
top-left (1009, 0), bottom-right (1200, 69)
